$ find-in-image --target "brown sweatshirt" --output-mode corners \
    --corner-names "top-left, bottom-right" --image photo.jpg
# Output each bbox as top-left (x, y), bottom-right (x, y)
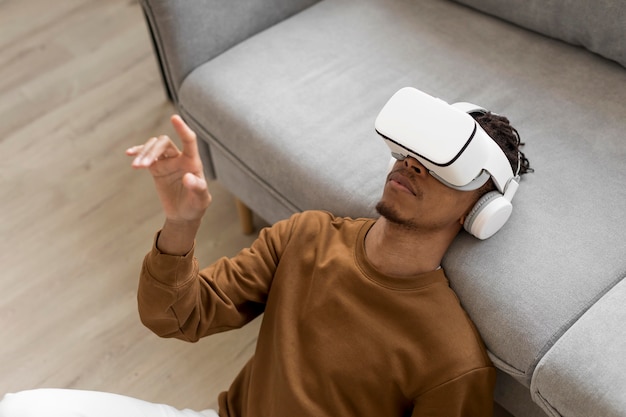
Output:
top-left (138, 211), bottom-right (495, 417)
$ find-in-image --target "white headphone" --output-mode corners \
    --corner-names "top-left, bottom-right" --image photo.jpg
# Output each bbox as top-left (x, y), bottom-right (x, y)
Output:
top-left (452, 103), bottom-right (521, 240)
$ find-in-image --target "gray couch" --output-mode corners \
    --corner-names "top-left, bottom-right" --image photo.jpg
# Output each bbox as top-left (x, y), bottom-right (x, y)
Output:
top-left (140, 0), bottom-right (626, 415)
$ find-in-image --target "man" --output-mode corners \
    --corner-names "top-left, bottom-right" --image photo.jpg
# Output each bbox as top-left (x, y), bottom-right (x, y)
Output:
top-left (0, 90), bottom-right (531, 416)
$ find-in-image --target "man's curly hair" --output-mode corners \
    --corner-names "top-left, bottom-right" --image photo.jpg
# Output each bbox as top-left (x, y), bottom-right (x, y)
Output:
top-left (471, 111), bottom-right (533, 194)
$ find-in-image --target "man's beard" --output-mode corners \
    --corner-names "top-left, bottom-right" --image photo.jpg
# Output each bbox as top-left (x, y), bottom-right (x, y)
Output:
top-left (375, 200), bottom-right (420, 231)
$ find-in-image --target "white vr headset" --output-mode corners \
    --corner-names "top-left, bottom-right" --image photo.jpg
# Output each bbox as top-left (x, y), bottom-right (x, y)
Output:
top-left (375, 87), bottom-right (520, 239)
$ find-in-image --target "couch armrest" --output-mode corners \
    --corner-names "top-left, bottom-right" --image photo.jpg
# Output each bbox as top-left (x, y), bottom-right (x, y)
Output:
top-left (140, 0), bottom-right (321, 102)
top-left (530, 278), bottom-right (626, 417)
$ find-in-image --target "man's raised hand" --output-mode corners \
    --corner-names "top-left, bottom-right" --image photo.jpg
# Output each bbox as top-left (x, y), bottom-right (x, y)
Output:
top-left (126, 115), bottom-right (212, 226)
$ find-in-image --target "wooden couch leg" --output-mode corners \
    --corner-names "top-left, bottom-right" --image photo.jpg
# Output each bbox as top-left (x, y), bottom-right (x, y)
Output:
top-left (235, 199), bottom-right (255, 235)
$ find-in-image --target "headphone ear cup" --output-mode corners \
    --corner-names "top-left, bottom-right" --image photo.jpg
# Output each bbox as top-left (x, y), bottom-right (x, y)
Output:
top-left (464, 191), bottom-right (513, 239)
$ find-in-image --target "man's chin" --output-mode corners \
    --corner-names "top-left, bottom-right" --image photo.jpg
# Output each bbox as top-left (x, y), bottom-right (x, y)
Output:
top-left (375, 201), bottom-right (418, 231)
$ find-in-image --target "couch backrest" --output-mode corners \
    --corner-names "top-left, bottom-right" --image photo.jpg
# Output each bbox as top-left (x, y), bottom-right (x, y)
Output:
top-left (451, 0), bottom-right (626, 68)
top-left (141, 0), bottom-right (321, 101)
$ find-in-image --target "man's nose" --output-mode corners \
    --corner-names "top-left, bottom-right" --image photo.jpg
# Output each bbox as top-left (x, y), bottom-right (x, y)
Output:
top-left (403, 156), bottom-right (428, 176)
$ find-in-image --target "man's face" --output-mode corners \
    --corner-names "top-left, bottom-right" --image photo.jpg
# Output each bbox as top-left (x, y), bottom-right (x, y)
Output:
top-left (376, 157), bottom-right (480, 232)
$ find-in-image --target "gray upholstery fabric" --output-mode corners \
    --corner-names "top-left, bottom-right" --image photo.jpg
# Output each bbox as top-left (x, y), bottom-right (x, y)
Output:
top-left (530, 278), bottom-right (626, 417)
top-left (451, 0), bottom-right (626, 68)
top-left (177, 0), bottom-right (626, 391)
top-left (140, 0), bottom-right (320, 102)
top-left (178, 0), bottom-right (397, 222)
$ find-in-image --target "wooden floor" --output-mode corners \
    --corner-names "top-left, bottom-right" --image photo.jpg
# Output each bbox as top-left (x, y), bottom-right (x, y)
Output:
top-left (0, 0), bottom-right (262, 411)
top-left (0, 0), bottom-right (512, 415)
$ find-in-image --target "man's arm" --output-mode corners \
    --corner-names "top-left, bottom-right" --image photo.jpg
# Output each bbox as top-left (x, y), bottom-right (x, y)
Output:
top-left (127, 115), bottom-right (223, 340)
top-left (136, 218), bottom-right (291, 342)
top-left (128, 121), bottom-right (299, 341)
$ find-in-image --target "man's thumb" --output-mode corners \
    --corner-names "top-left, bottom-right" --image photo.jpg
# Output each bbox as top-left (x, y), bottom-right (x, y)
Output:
top-left (183, 173), bottom-right (208, 194)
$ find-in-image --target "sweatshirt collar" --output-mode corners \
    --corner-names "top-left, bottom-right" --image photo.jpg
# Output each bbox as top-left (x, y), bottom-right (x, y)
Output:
top-left (354, 219), bottom-right (448, 290)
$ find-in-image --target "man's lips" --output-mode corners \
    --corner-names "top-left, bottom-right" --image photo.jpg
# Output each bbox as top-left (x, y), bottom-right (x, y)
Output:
top-left (388, 171), bottom-right (417, 196)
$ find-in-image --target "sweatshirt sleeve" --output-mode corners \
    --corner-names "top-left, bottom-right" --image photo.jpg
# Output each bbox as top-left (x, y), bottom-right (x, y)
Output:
top-left (137, 214), bottom-right (298, 342)
top-left (411, 366), bottom-right (496, 417)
